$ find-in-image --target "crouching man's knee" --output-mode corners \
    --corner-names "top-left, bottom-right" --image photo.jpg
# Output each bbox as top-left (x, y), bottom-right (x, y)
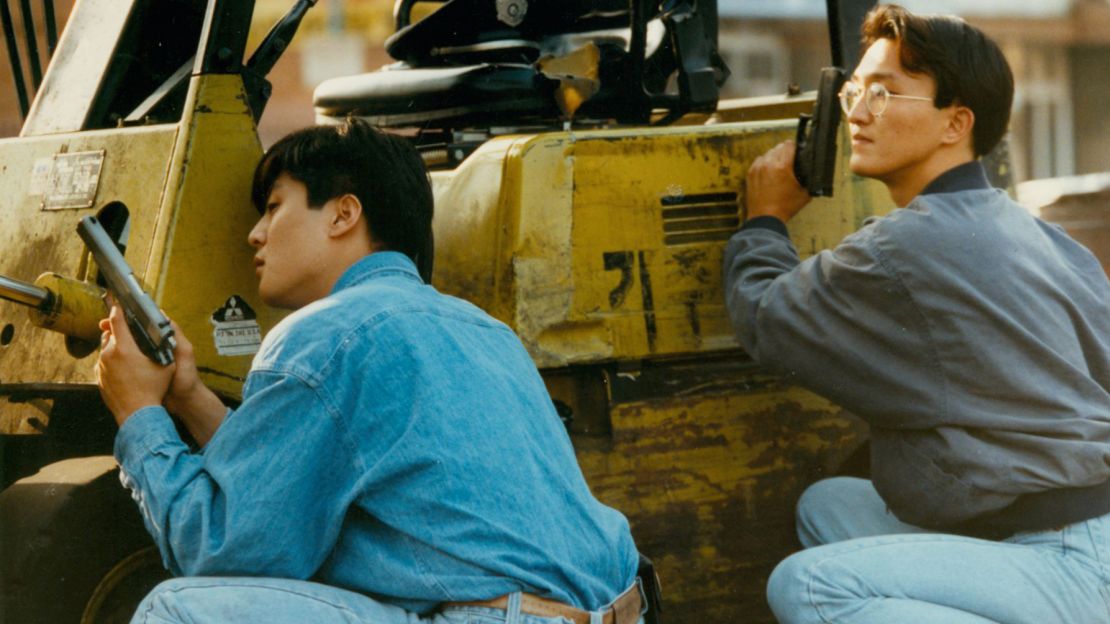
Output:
top-left (130, 577), bottom-right (203, 623)
top-left (767, 551), bottom-right (816, 624)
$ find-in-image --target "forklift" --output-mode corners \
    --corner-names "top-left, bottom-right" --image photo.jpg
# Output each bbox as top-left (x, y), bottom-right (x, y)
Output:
top-left (0, 0), bottom-right (915, 621)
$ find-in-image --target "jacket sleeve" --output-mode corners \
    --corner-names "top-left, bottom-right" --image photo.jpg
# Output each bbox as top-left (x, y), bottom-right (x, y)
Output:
top-left (723, 226), bottom-right (948, 429)
top-left (114, 370), bottom-right (359, 578)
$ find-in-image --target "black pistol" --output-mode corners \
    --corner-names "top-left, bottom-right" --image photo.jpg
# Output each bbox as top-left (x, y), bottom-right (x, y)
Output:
top-left (794, 66), bottom-right (848, 197)
top-left (77, 216), bottom-right (177, 366)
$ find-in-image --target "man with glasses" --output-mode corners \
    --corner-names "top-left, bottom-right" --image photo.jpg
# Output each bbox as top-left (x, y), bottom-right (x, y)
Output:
top-left (724, 4), bottom-right (1110, 623)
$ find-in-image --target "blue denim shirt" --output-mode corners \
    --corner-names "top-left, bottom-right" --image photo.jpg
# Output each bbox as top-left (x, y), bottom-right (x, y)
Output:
top-left (115, 251), bottom-right (639, 614)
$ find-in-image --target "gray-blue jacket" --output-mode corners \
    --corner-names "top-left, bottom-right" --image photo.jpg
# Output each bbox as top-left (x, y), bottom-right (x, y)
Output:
top-left (724, 162), bottom-right (1110, 533)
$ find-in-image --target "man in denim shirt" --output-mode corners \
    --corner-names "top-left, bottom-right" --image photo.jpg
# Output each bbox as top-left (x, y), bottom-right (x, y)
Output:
top-left (96, 122), bottom-right (643, 624)
top-left (725, 5), bottom-right (1110, 624)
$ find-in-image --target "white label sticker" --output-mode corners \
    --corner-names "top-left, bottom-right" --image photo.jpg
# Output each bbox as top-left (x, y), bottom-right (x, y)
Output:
top-left (213, 320), bottom-right (262, 356)
top-left (210, 295), bottom-right (261, 356)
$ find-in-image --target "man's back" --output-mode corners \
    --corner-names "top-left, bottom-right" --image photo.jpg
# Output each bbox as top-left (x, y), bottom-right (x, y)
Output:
top-left (854, 186), bottom-right (1110, 525)
top-left (212, 251), bottom-right (639, 612)
top-left (873, 187), bottom-right (1108, 413)
top-left (725, 175), bottom-right (1110, 527)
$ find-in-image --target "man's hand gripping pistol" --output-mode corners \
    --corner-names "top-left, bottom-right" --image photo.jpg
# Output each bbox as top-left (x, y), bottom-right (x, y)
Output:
top-left (78, 216), bottom-right (176, 366)
top-left (794, 67), bottom-right (848, 197)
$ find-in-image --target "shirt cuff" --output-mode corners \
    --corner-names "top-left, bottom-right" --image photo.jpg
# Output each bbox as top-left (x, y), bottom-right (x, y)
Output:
top-left (114, 406), bottom-right (180, 466)
top-left (741, 215), bottom-right (789, 238)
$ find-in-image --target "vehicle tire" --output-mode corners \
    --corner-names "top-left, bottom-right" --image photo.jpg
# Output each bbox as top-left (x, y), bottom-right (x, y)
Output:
top-left (0, 456), bottom-right (171, 624)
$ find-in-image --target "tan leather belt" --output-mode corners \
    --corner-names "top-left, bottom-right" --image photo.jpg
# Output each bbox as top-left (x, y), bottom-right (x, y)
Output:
top-left (445, 581), bottom-right (642, 624)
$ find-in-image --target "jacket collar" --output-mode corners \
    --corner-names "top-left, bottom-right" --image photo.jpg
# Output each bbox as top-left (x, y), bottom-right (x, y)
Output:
top-left (920, 161), bottom-right (992, 196)
top-left (330, 251), bottom-right (422, 295)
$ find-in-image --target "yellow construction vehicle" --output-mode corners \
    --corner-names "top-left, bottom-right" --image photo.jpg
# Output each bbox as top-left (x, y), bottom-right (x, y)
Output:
top-left (0, 0), bottom-right (1009, 622)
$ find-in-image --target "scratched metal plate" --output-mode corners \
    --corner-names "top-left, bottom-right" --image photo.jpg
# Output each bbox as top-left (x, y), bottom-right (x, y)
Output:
top-left (41, 151), bottom-right (106, 210)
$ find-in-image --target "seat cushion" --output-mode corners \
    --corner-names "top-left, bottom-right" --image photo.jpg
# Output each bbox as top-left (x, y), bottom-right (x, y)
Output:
top-left (313, 64), bottom-right (558, 126)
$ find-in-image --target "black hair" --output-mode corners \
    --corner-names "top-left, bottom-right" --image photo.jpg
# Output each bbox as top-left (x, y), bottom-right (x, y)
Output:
top-left (862, 4), bottom-right (1014, 157)
top-left (251, 120), bottom-right (434, 272)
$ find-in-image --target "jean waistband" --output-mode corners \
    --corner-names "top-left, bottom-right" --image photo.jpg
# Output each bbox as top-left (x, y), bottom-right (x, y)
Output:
top-left (443, 581), bottom-right (643, 624)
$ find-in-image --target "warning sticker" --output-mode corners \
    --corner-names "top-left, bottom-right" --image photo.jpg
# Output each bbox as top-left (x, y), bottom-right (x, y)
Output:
top-left (211, 295), bottom-right (262, 356)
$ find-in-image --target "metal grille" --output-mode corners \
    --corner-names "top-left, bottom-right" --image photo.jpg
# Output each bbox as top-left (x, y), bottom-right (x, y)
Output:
top-left (660, 191), bottom-right (740, 246)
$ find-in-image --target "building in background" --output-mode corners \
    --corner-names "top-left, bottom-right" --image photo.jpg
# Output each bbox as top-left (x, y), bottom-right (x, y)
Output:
top-left (250, 0), bottom-right (395, 145)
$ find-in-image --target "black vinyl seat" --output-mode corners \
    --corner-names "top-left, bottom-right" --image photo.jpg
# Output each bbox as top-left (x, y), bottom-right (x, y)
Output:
top-left (313, 64), bottom-right (558, 127)
top-left (313, 0), bottom-right (725, 131)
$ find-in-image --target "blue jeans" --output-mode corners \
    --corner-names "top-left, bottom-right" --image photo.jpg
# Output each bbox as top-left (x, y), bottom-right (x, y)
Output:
top-left (768, 477), bottom-right (1110, 623)
top-left (131, 577), bottom-right (643, 624)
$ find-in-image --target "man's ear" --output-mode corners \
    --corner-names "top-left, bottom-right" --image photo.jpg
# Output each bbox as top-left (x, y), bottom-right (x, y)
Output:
top-left (327, 194), bottom-right (364, 238)
top-left (942, 105), bottom-right (975, 148)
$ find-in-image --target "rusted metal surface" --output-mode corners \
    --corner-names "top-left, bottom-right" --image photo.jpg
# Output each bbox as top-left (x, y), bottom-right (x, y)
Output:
top-left (0, 74), bottom-right (280, 434)
top-left (28, 272), bottom-right (108, 343)
top-left (564, 356), bottom-right (868, 623)
top-left (433, 120), bottom-right (892, 371)
top-left (0, 125), bottom-right (177, 432)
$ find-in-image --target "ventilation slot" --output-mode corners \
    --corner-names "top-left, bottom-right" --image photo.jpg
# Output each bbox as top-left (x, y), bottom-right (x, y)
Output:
top-left (661, 192), bottom-right (740, 246)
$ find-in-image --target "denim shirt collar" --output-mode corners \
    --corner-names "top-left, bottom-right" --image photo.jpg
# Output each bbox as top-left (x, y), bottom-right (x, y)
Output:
top-left (330, 251), bottom-right (422, 295)
top-left (920, 160), bottom-right (992, 196)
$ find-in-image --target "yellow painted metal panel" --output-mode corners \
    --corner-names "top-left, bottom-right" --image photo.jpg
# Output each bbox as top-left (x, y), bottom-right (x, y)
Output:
top-left (154, 75), bottom-right (285, 398)
top-left (431, 139), bottom-right (517, 319)
top-left (0, 74), bottom-right (285, 435)
top-left (0, 125), bottom-right (177, 400)
top-left (433, 121), bottom-right (892, 368)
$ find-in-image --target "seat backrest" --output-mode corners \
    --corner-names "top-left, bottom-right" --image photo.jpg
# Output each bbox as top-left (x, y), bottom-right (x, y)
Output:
top-left (386, 0), bottom-right (632, 65)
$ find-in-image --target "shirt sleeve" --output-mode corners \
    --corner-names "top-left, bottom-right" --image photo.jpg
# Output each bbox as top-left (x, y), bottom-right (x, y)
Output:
top-left (722, 226), bottom-right (948, 429)
top-left (114, 370), bottom-right (359, 578)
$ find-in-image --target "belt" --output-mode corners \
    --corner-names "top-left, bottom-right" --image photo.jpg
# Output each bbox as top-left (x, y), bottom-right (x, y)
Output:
top-left (445, 581), bottom-right (643, 624)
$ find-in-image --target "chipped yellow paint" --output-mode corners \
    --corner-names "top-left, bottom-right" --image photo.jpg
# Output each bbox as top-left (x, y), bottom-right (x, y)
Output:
top-left (0, 62), bottom-right (894, 620)
top-left (577, 383), bottom-right (868, 621)
top-left (153, 74), bottom-right (285, 397)
top-left (28, 273), bottom-right (107, 343)
top-left (0, 125), bottom-right (178, 414)
top-left (0, 74), bottom-right (285, 432)
top-left (433, 120), bottom-right (892, 369)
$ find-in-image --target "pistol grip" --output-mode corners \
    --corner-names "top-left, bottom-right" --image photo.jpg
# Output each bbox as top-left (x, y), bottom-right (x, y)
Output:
top-left (124, 308), bottom-right (174, 367)
top-left (794, 113), bottom-right (813, 189)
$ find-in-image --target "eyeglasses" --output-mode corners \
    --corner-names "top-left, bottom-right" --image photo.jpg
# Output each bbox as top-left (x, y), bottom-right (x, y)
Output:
top-left (838, 82), bottom-right (934, 118)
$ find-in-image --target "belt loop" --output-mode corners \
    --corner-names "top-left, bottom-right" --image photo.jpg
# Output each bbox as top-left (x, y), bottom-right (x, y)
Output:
top-left (506, 592), bottom-right (523, 624)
